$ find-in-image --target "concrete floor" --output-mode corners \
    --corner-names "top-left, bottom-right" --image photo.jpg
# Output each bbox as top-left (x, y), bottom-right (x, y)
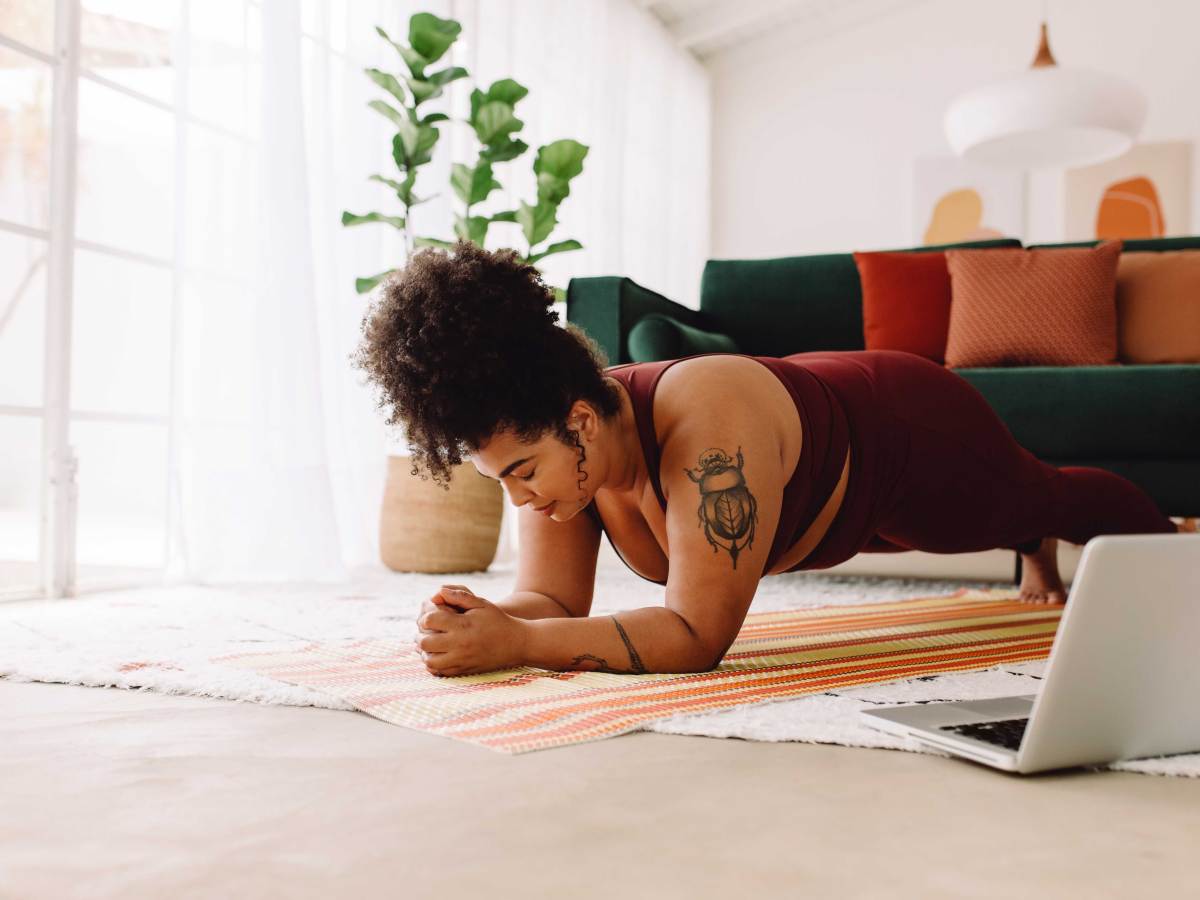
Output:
top-left (2, 680), bottom-right (1198, 899)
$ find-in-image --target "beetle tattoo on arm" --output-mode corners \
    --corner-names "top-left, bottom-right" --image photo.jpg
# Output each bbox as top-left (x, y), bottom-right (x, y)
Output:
top-left (566, 615), bottom-right (649, 674)
top-left (684, 446), bottom-right (758, 569)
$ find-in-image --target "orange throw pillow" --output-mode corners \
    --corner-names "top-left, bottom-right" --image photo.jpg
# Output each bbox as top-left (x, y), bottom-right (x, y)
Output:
top-left (1116, 251), bottom-right (1200, 364)
top-left (944, 241), bottom-right (1123, 368)
top-left (853, 251), bottom-right (952, 363)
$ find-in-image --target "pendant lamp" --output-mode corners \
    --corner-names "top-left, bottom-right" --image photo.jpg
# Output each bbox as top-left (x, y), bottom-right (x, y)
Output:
top-left (944, 22), bottom-right (1147, 169)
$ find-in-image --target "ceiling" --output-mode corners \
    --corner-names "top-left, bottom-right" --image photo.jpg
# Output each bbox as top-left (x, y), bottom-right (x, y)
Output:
top-left (637, 0), bottom-right (911, 59)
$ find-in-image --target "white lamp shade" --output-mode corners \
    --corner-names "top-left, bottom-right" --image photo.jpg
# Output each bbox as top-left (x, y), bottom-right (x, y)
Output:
top-left (945, 66), bottom-right (1147, 169)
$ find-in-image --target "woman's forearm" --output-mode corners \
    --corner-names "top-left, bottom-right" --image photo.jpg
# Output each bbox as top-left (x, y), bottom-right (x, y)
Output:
top-left (521, 606), bottom-right (713, 674)
top-left (494, 590), bottom-right (574, 620)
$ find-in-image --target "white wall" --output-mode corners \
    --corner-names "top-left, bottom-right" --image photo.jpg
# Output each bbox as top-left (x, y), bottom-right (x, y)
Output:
top-left (706, 0), bottom-right (1200, 258)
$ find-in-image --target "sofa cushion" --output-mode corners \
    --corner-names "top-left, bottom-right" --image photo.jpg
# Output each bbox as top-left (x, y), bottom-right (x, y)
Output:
top-left (699, 238), bottom-right (1020, 357)
top-left (953, 364), bottom-right (1200, 460)
top-left (566, 275), bottom-right (712, 365)
top-left (853, 250), bottom-right (952, 363)
top-left (627, 313), bottom-right (741, 362)
top-left (1116, 250), bottom-right (1200, 364)
top-left (944, 241), bottom-right (1122, 368)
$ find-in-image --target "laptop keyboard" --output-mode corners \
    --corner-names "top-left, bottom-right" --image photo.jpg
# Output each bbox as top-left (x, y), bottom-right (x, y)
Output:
top-left (939, 717), bottom-right (1029, 750)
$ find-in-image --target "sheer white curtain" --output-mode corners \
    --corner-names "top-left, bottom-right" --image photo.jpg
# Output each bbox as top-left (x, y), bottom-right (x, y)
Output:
top-left (167, 0), bottom-right (709, 583)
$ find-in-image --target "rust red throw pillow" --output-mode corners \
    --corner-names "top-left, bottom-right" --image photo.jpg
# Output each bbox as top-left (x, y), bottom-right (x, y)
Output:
top-left (853, 251), bottom-right (952, 363)
top-left (943, 241), bottom-right (1123, 368)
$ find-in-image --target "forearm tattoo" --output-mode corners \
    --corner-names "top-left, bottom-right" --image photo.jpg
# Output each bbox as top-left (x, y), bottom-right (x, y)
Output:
top-left (567, 653), bottom-right (617, 671)
top-left (566, 615), bottom-right (649, 675)
top-left (684, 446), bottom-right (758, 569)
top-left (611, 615), bottom-right (647, 673)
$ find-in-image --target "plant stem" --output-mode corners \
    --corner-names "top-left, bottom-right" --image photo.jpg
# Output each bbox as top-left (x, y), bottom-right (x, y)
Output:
top-left (403, 198), bottom-right (413, 255)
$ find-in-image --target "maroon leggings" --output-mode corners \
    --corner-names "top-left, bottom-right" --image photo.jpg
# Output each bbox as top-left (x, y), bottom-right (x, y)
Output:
top-left (786, 350), bottom-right (1175, 571)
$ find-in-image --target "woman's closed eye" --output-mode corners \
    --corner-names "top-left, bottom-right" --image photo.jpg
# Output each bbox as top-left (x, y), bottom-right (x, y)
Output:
top-left (520, 470), bottom-right (536, 481)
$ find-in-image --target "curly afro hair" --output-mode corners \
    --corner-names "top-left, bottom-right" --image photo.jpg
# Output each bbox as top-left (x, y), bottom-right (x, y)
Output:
top-left (353, 240), bottom-right (621, 489)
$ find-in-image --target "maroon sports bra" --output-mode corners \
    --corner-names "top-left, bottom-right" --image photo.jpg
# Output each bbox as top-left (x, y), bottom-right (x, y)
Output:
top-left (583, 353), bottom-right (850, 584)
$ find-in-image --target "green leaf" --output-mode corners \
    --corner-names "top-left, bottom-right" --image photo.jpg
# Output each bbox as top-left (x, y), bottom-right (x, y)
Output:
top-left (364, 68), bottom-right (407, 106)
top-left (468, 88), bottom-right (486, 124)
top-left (341, 211), bottom-right (406, 229)
top-left (408, 191), bottom-right (439, 207)
top-left (427, 66), bottom-right (469, 88)
top-left (407, 71), bottom-right (467, 106)
top-left (450, 163), bottom-right (473, 206)
top-left (527, 239), bottom-right (583, 264)
top-left (489, 210), bottom-right (518, 223)
top-left (479, 138), bottom-right (528, 164)
top-left (472, 101), bottom-right (523, 146)
top-left (392, 121), bottom-right (439, 168)
top-left (394, 170), bottom-right (418, 206)
top-left (484, 78), bottom-right (528, 107)
top-left (536, 173), bottom-right (569, 208)
top-left (451, 161), bottom-right (502, 206)
top-left (368, 173), bottom-right (404, 194)
top-left (467, 82), bottom-right (527, 124)
top-left (453, 213), bottom-right (491, 246)
top-left (356, 269), bottom-right (396, 294)
top-left (407, 78), bottom-right (440, 105)
top-left (413, 236), bottom-right (453, 250)
top-left (516, 200), bottom-right (556, 248)
top-left (375, 26), bottom-right (429, 78)
top-left (534, 139), bottom-right (589, 206)
top-left (408, 12), bottom-right (460, 65)
top-left (472, 164), bottom-right (503, 205)
top-left (374, 25), bottom-right (400, 52)
top-left (398, 45), bottom-right (429, 78)
top-left (535, 139), bottom-right (589, 180)
top-left (467, 215), bottom-right (490, 245)
top-left (413, 125), bottom-right (439, 165)
top-left (367, 99), bottom-right (406, 128)
top-left (392, 126), bottom-right (416, 167)
top-left (390, 135), bottom-right (407, 174)
top-left (420, 112), bottom-right (449, 125)
top-left (551, 286), bottom-right (567, 304)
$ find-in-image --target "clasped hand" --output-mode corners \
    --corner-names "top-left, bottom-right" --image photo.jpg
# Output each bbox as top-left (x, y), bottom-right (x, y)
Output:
top-left (414, 584), bottom-right (528, 677)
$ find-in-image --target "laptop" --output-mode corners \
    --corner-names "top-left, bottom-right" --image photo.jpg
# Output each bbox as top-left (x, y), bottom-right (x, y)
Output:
top-left (859, 533), bottom-right (1200, 773)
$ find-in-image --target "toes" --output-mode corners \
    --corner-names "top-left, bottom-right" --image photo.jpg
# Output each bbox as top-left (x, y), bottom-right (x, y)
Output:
top-left (1021, 591), bottom-right (1062, 605)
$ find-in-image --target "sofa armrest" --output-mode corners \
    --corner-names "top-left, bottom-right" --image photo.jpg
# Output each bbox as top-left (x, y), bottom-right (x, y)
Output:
top-left (566, 276), bottom-right (709, 365)
top-left (628, 313), bottom-right (740, 362)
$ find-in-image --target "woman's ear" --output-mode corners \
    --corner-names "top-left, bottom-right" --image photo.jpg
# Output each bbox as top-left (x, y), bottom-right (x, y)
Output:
top-left (566, 401), bottom-right (595, 439)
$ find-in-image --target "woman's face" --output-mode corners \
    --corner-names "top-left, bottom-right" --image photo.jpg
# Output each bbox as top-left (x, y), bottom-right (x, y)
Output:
top-left (470, 423), bottom-right (591, 520)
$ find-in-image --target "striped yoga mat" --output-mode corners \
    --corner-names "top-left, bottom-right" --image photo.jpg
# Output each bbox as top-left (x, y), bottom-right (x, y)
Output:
top-left (213, 587), bottom-right (1061, 754)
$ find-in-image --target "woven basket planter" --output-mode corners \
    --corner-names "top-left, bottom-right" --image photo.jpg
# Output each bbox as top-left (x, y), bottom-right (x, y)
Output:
top-left (379, 455), bottom-right (504, 573)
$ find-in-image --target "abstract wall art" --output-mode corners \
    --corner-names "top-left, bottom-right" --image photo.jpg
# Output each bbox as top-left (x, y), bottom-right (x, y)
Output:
top-left (1064, 141), bottom-right (1192, 240)
top-left (912, 156), bottom-right (1025, 245)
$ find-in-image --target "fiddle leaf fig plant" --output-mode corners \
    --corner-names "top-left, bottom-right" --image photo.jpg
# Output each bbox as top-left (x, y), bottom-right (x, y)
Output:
top-left (341, 12), bottom-right (466, 293)
top-left (343, 12), bottom-right (589, 299)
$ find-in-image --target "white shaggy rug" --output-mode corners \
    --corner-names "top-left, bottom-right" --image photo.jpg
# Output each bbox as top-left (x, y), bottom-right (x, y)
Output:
top-left (2, 561), bottom-right (1196, 777)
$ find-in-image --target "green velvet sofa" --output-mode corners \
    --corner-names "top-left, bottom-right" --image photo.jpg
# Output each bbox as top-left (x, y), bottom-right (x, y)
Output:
top-left (566, 237), bottom-right (1200, 517)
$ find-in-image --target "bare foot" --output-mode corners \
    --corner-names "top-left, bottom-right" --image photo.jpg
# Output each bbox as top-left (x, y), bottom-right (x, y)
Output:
top-left (1018, 537), bottom-right (1067, 605)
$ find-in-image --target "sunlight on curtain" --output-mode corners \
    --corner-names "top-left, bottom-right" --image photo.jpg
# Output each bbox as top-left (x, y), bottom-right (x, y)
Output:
top-left (167, 0), bottom-right (708, 582)
top-left (168, 0), bottom-right (407, 582)
top-left (0, 28), bottom-right (53, 594)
